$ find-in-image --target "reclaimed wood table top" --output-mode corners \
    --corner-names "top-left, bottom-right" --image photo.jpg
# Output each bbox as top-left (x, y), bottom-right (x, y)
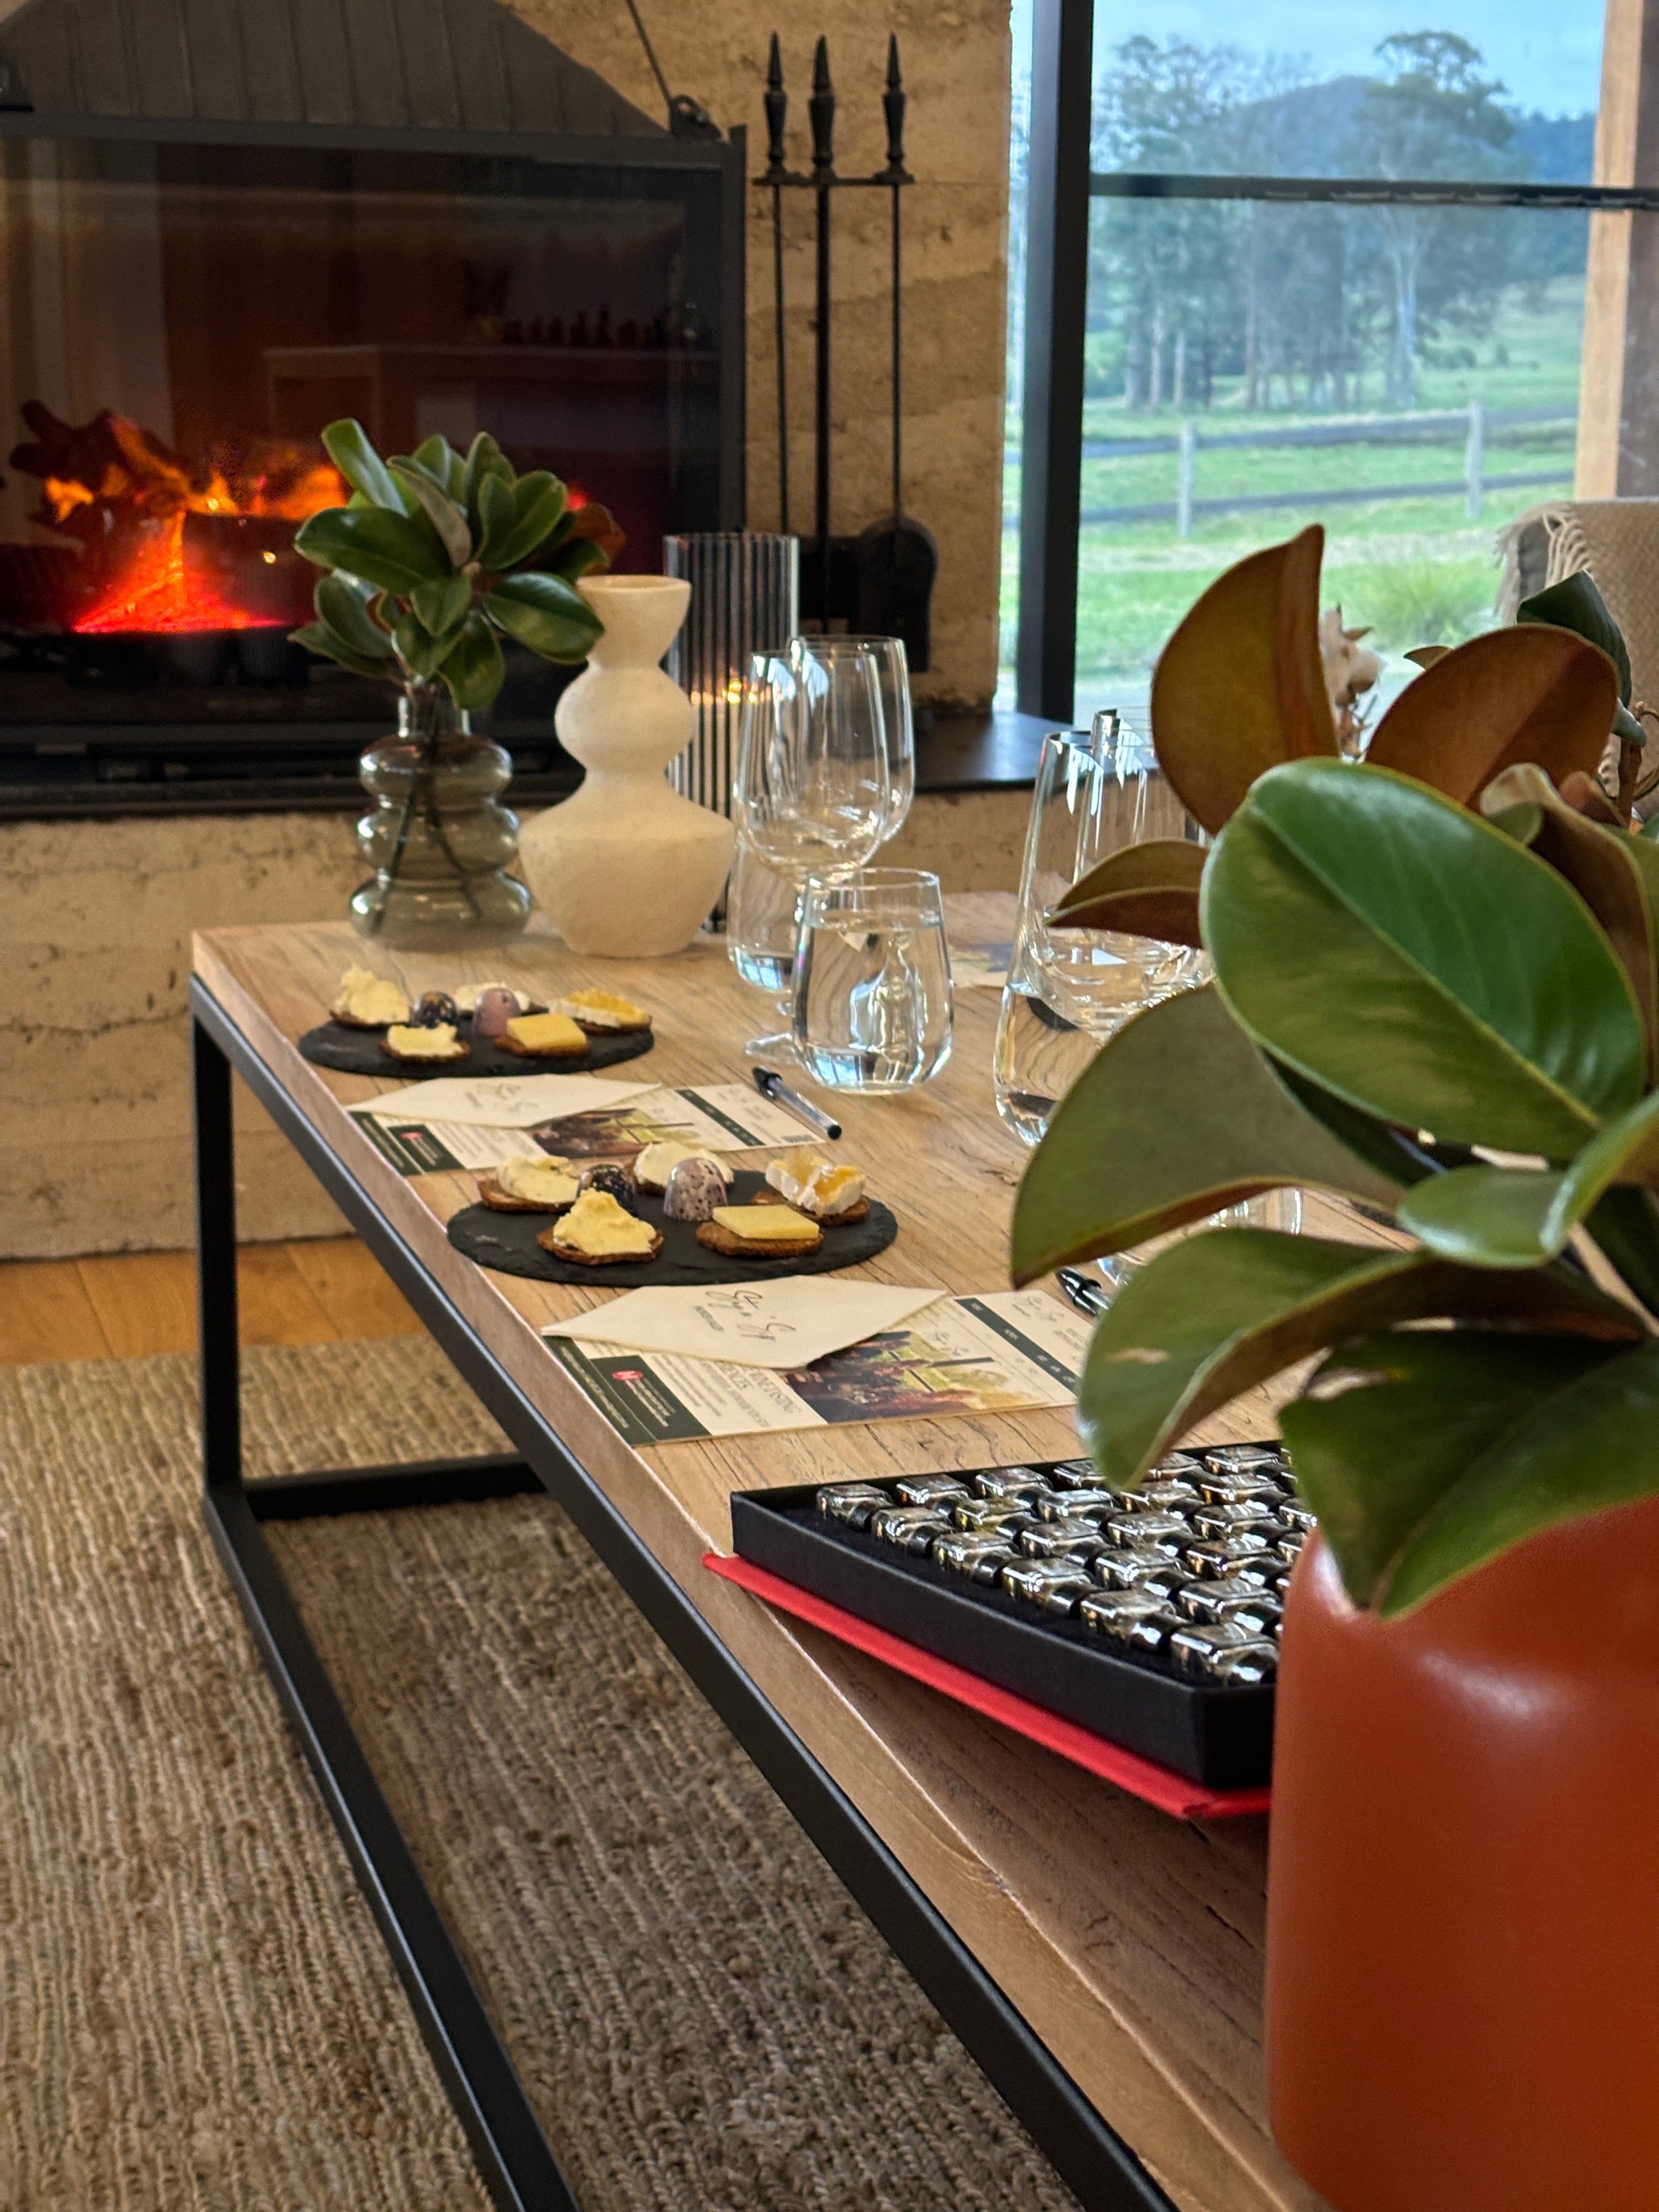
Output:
top-left (193, 900), bottom-right (1336, 2212)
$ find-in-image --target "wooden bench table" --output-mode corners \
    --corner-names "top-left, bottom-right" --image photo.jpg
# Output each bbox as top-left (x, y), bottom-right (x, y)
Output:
top-left (190, 906), bottom-right (1330, 2212)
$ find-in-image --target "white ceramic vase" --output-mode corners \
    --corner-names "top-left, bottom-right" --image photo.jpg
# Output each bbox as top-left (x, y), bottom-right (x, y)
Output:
top-left (518, 575), bottom-right (735, 957)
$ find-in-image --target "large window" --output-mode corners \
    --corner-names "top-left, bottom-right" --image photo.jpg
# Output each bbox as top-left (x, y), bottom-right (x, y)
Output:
top-left (1005, 0), bottom-right (1627, 725)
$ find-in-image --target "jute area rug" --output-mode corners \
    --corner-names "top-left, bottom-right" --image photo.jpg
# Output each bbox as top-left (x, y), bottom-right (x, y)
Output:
top-left (1, 1337), bottom-right (1079, 2211)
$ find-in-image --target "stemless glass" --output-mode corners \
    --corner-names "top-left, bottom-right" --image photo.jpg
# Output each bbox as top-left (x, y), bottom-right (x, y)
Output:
top-left (995, 712), bottom-right (1207, 1146)
top-left (793, 869), bottom-right (953, 1092)
top-left (789, 634), bottom-right (916, 841)
top-left (731, 645), bottom-right (891, 1056)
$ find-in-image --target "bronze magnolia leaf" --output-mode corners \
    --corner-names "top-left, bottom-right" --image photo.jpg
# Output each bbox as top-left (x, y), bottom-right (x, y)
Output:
top-left (1149, 526), bottom-right (1336, 834)
top-left (1049, 838), bottom-right (1206, 947)
top-left (1367, 626), bottom-right (1618, 805)
top-left (1560, 770), bottom-right (1625, 824)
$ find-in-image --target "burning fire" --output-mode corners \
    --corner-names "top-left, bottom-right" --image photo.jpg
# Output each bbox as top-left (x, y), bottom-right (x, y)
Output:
top-left (11, 403), bottom-right (344, 634)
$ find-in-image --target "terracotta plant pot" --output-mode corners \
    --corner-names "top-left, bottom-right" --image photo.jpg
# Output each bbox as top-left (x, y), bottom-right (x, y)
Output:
top-left (1266, 1507), bottom-right (1659, 2212)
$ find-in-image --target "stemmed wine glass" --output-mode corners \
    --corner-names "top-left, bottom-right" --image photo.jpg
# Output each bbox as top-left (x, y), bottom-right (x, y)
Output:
top-left (787, 634), bottom-right (915, 843)
top-left (730, 642), bottom-right (891, 1058)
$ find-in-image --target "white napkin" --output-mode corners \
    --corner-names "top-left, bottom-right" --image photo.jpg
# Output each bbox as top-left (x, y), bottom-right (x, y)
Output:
top-left (365, 1075), bottom-right (656, 1128)
top-left (542, 1278), bottom-right (944, 1369)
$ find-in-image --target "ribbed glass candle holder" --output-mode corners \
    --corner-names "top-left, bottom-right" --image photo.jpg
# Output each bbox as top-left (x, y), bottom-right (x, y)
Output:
top-left (663, 532), bottom-right (800, 815)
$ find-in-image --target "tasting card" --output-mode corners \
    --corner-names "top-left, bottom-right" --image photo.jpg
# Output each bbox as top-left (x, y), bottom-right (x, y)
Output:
top-left (541, 1289), bottom-right (1093, 1446)
top-left (543, 1278), bottom-right (943, 1370)
top-left (349, 1078), bottom-right (821, 1177)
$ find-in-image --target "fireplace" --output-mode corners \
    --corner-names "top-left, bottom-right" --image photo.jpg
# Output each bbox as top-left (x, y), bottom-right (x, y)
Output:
top-left (0, 0), bottom-right (745, 814)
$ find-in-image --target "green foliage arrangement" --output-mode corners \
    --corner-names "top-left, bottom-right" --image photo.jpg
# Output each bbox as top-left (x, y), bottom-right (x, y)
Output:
top-left (290, 419), bottom-right (624, 712)
top-left (1012, 527), bottom-right (1659, 1618)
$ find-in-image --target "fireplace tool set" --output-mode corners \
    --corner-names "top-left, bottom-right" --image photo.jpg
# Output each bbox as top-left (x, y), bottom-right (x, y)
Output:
top-left (758, 35), bottom-right (938, 668)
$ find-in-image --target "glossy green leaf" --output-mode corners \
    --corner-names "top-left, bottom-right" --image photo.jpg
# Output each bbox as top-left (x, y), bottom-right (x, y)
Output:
top-left (1204, 760), bottom-right (1646, 1154)
top-left (552, 533), bottom-right (608, 583)
top-left (1400, 1087), bottom-right (1659, 1269)
top-left (313, 573), bottom-right (392, 660)
top-left (293, 504), bottom-right (445, 595)
top-left (1365, 625), bottom-right (1618, 802)
top-left (1280, 1329), bottom-right (1622, 1608)
top-left (409, 573), bottom-right (473, 637)
top-left (1074, 1226), bottom-right (1637, 1487)
top-left (461, 431), bottom-right (511, 534)
top-left (408, 433), bottom-right (465, 499)
top-left (1518, 568), bottom-right (1632, 703)
top-left (393, 609), bottom-right (467, 680)
top-left (1381, 1336), bottom-right (1659, 1615)
top-left (483, 572), bottom-right (601, 663)
top-left (1480, 762), bottom-right (1659, 1070)
top-left (475, 472), bottom-right (520, 570)
top-left (488, 472), bottom-right (568, 573)
top-left (288, 619), bottom-right (390, 682)
top-left (1148, 526), bottom-right (1336, 834)
top-left (1616, 701), bottom-right (1647, 747)
top-left (1009, 986), bottom-right (1403, 1284)
top-left (388, 460), bottom-right (473, 569)
top-left (1048, 838), bottom-right (1206, 947)
top-left (319, 418), bottom-right (407, 513)
top-left (436, 613), bottom-right (505, 711)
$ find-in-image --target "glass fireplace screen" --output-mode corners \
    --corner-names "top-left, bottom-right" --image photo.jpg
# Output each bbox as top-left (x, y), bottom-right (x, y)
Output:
top-left (0, 133), bottom-right (738, 753)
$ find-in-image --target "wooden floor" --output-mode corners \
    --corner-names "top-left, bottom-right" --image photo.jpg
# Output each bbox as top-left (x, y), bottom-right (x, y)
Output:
top-left (0, 1238), bottom-right (424, 1365)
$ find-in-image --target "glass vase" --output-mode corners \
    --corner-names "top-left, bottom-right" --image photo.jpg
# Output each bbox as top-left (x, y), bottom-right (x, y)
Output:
top-left (350, 682), bottom-right (532, 947)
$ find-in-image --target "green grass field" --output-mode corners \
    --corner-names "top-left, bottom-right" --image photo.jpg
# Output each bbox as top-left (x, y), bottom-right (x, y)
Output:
top-left (1000, 274), bottom-right (1585, 715)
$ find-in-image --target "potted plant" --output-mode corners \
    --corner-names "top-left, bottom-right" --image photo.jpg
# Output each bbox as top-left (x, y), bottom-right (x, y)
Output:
top-left (1012, 537), bottom-right (1659, 2211)
top-left (291, 418), bottom-right (622, 945)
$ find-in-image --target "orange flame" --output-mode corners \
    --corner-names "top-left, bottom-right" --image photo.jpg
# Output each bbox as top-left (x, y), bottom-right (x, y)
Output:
top-left (75, 516), bottom-right (278, 634)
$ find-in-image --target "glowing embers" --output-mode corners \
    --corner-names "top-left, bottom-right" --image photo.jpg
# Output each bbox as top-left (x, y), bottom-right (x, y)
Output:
top-left (75, 515), bottom-right (267, 634)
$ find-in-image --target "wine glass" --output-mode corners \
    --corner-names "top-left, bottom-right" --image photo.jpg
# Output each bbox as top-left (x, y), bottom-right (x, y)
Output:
top-left (730, 645), bottom-right (891, 1058)
top-left (788, 634), bottom-right (915, 842)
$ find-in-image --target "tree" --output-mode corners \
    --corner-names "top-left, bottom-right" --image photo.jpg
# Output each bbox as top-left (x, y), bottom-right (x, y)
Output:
top-left (1358, 33), bottom-right (1518, 406)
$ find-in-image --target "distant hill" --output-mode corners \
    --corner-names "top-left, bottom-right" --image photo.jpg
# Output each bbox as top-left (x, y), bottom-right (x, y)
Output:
top-left (1511, 110), bottom-right (1595, 184)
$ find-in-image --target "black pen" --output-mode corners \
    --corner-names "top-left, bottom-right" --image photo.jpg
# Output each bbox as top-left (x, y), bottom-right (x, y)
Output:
top-left (1057, 1266), bottom-right (1110, 1319)
top-left (752, 1064), bottom-right (841, 1141)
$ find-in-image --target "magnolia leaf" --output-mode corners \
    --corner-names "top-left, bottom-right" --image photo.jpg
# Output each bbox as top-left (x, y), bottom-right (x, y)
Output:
top-left (393, 609), bottom-right (467, 680)
top-left (1148, 526), bottom-right (1335, 834)
top-left (1280, 1329), bottom-right (1622, 1610)
top-left (288, 619), bottom-right (391, 681)
top-left (408, 432), bottom-right (465, 500)
top-left (1365, 625), bottom-right (1619, 803)
top-left (1048, 839), bottom-right (1206, 946)
top-left (319, 417), bottom-right (407, 512)
top-left (461, 431), bottom-right (512, 535)
top-left (1400, 1087), bottom-right (1659, 1268)
top-left (1380, 1336), bottom-right (1659, 1616)
top-left (1518, 568), bottom-right (1632, 703)
top-left (1480, 762), bottom-right (1659, 1071)
top-left (488, 473), bottom-right (568, 573)
top-left (410, 573), bottom-right (473, 636)
top-left (293, 504), bottom-right (445, 594)
top-left (436, 613), bottom-right (505, 711)
top-left (1616, 701), bottom-right (1647, 747)
top-left (1403, 644), bottom-right (1452, 669)
top-left (1008, 985), bottom-right (1403, 1284)
top-left (313, 573), bottom-right (393, 659)
top-left (1075, 1226), bottom-right (1638, 1488)
top-left (388, 461), bottom-right (472, 570)
top-left (1585, 1184), bottom-right (1659, 1313)
top-left (1204, 760), bottom-right (1646, 1155)
top-left (1271, 1063), bottom-right (1474, 1188)
top-left (1560, 770), bottom-right (1625, 824)
top-left (483, 572), bottom-right (601, 663)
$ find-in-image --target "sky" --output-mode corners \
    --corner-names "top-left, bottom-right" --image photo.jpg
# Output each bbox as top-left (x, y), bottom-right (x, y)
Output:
top-left (1011, 0), bottom-right (1604, 119)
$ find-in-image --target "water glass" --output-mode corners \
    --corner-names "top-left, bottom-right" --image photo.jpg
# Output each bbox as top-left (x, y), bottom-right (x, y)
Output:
top-left (995, 712), bottom-right (1207, 1147)
top-left (789, 634), bottom-right (915, 840)
top-left (792, 868), bottom-right (953, 1093)
top-left (725, 840), bottom-right (798, 994)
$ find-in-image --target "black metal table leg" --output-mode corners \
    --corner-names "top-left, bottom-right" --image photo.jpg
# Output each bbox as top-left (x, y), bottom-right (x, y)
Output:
top-left (188, 980), bottom-right (1176, 2212)
top-left (190, 1011), bottom-right (580, 2212)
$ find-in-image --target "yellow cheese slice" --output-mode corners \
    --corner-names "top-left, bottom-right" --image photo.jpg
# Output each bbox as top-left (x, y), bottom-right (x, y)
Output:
top-left (711, 1204), bottom-right (821, 1243)
top-left (505, 1012), bottom-right (586, 1054)
top-left (552, 1190), bottom-right (658, 1255)
top-left (559, 988), bottom-right (650, 1027)
top-left (384, 1023), bottom-right (463, 1059)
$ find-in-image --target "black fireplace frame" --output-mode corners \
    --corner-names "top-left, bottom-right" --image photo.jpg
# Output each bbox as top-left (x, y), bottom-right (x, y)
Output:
top-left (0, 107), bottom-right (747, 817)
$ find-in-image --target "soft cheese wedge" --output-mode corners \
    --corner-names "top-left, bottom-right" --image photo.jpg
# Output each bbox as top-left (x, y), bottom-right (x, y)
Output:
top-left (493, 1154), bottom-right (581, 1207)
top-left (547, 1189), bottom-right (661, 1259)
top-left (383, 1022), bottom-right (465, 1061)
top-left (332, 967), bottom-right (410, 1027)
